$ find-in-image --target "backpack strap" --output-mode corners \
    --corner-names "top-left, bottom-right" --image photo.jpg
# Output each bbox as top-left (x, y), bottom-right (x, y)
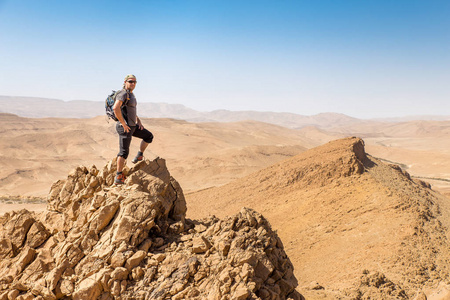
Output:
top-left (124, 90), bottom-right (130, 106)
top-left (120, 89), bottom-right (131, 125)
top-left (118, 89), bottom-right (130, 107)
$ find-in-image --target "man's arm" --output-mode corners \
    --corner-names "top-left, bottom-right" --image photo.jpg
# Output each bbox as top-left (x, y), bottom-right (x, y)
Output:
top-left (113, 100), bottom-right (130, 132)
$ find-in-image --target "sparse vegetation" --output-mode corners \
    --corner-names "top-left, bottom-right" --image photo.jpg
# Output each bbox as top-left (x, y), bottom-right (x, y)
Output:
top-left (0, 195), bottom-right (46, 204)
top-left (374, 156), bottom-right (409, 170)
top-left (413, 176), bottom-right (450, 183)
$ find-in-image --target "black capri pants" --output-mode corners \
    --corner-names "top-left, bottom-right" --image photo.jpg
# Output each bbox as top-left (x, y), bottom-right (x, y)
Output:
top-left (116, 123), bottom-right (153, 159)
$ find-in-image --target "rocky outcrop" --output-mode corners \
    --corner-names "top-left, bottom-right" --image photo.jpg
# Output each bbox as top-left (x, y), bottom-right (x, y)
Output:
top-left (187, 137), bottom-right (450, 299)
top-left (0, 158), bottom-right (300, 299)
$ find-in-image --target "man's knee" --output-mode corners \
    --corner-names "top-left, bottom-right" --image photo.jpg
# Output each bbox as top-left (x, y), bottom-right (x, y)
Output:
top-left (144, 132), bottom-right (153, 143)
top-left (118, 149), bottom-right (129, 159)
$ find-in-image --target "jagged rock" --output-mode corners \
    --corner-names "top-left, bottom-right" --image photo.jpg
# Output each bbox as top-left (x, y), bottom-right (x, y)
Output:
top-left (26, 221), bottom-right (50, 249)
top-left (356, 271), bottom-right (408, 299)
top-left (0, 210), bottom-right (35, 251)
top-left (0, 157), bottom-right (300, 299)
top-left (72, 274), bottom-right (102, 300)
top-left (306, 281), bottom-right (324, 290)
top-left (0, 239), bottom-right (13, 259)
top-left (124, 250), bottom-right (146, 271)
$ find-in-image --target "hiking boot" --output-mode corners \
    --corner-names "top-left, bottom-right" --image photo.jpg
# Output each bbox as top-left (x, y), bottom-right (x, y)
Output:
top-left (115, 173), bottom-right (126, 185)
top-left (132, 151), bottom-right (144, 164)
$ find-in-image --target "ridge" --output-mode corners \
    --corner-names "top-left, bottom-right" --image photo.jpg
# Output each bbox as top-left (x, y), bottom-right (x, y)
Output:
top-left (187, 137), bottom-right (450, 298)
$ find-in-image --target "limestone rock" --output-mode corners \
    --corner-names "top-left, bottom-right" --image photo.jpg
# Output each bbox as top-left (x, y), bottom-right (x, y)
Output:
top-left (0, 210), bottom-right (35, 251)
top-left (0, 157), bottom-right (300, 299)
top-left (26, 221), bottom-right (50, 248)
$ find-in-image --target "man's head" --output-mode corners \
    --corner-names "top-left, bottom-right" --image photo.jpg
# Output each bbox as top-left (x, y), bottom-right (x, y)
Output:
top-left (123, 74), bottom-right (137, 91)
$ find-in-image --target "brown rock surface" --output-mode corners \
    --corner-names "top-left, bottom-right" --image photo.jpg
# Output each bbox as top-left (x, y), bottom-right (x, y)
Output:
top-left (187, 137), bottom-right (450, 299)
top-left (0, 157), bottom-right (301, 299)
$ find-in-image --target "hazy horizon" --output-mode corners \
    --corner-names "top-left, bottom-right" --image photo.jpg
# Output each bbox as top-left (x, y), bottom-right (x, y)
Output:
top-left (2, 94), bottom-right (450, 121)
top-left (1, 0), bottom-right (449, 119)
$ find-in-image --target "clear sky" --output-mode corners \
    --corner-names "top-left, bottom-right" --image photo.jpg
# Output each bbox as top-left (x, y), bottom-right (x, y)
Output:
top-left (0, 0), bottom-right (449, 118)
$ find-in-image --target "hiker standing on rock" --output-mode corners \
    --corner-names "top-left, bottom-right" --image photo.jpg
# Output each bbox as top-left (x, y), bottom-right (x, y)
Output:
top-left (114, 74), bottom-right (153, 185)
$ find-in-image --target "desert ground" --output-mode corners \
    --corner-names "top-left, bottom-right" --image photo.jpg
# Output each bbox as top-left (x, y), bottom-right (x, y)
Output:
top-left (0, 113), bottom-right (325, 197)
top-left (1, 113), bottom-right (450, 298)
top-left (1, 113), bottom-right (449, 199)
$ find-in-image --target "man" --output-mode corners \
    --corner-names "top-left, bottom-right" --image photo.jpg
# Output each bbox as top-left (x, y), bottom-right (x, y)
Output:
top-left (114, 74), bottom-right (153, 185)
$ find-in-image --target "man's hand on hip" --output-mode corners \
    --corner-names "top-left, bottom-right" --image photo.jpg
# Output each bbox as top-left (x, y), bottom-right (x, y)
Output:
top-left (137, 120), bottom-right (144, 130)
top-left (122, 124), bottom-right (131, 133)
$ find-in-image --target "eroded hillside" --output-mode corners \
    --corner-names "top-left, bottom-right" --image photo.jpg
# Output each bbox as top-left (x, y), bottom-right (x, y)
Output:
top-left (187, 137), bottom-right (450, 299)
top-left (0, 114), bottom-right (323, 197)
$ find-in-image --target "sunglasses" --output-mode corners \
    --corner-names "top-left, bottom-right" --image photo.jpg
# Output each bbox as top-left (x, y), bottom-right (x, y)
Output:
top-left (127, 80), bottom-right (137, 84)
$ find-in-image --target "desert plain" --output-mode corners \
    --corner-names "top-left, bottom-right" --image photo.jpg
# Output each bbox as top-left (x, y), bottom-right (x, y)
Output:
top-left (0, 109), bottom-right (450, 299)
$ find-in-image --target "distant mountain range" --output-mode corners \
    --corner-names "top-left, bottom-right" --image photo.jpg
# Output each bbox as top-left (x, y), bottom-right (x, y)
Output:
top-left (1, 95), bottom-right (449, 129)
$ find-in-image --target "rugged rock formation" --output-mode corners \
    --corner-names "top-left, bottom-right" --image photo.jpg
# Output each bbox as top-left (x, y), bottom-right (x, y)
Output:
top-left (0, 158), bottom-right (300, 299)
top-left (187, 137), bottom-right (450, 299)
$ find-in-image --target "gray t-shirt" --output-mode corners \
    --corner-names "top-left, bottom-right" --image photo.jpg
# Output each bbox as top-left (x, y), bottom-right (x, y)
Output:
top-left (116, 89), bottom-right (137, 126)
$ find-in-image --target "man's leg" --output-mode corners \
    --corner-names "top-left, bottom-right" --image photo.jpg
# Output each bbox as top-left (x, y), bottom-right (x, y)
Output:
top-left (140, 140), bottom-right (149, 153)
top-left (131, 127), bottom-right (153, 163)
top-left (115, 124), bottom-right (134, 184)
top-left (117, 156), bottom-right (127, 173)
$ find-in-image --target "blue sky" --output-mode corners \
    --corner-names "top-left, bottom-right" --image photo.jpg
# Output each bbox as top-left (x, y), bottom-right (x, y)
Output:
top-left (0, 0), bottom-right (449, 118)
